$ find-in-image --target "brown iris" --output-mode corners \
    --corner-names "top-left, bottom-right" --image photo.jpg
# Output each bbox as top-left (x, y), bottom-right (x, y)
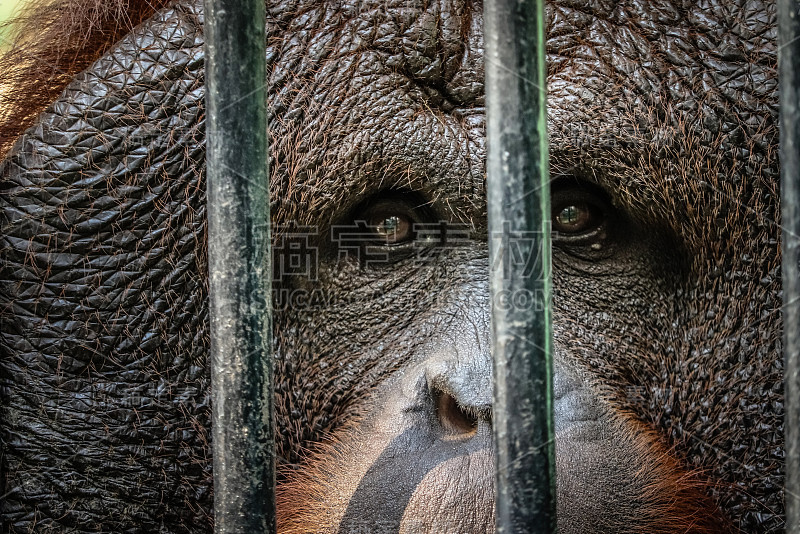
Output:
top-left (369, 214), bottom-right (413, 244)
top-left (553, 203), bottom-right (597, 234)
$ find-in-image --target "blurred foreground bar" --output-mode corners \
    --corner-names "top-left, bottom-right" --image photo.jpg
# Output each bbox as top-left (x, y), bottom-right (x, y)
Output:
top-left (780, 0), bottom-right (800, 531)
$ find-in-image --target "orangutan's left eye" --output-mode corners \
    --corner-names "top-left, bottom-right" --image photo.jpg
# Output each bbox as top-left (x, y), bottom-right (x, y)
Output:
top-left (368, 213), bottom-right (414, 244)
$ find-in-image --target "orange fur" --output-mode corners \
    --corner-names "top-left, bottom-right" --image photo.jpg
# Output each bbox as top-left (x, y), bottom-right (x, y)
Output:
top-left (277, 417), bottom-right (730, 534)
top-left (0, 0), bottom-right (167, 157)
top-left (627, 424), bottom-right (732, 533)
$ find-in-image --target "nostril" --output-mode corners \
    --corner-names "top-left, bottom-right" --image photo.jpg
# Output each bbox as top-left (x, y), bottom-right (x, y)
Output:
top-left (435, 389), bottom-right (479, 438)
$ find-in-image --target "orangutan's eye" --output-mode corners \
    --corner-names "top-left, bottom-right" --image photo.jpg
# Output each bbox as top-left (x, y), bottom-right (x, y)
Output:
top-left (550, 180), bottom-right (612, 243)
top-left (368, 213), bottom-right (414, 244)
top-left (553, 202), bottom-right (601, 235)
top-left (350, 194), bottom-right (430, 248)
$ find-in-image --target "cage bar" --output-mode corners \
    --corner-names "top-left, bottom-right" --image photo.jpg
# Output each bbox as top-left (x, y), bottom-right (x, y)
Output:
top-left (485, 0), bottom-right (557, 533)
top-left (204, 0), bottom-right (275, 531)
top-left (780, 0), bottom-right (800, 531)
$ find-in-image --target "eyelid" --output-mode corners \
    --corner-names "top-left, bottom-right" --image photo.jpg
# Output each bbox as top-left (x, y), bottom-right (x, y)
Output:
top-left (362, 199), bottom-right (420, 218)
top-left (552, 186), bottom-right (602, 208)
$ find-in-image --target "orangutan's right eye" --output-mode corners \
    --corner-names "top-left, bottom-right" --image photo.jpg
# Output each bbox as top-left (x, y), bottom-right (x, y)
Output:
top-left (553, 202), bottom-right (603, 236)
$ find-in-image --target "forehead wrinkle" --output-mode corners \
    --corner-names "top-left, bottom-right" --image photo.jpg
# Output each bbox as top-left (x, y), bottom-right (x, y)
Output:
top-left (272, 66), bottom-right (484, 228)
top-left (545, 0), bottom-right (776, 150)
top-left (543, 0), bottom-right (776, 230)
top-left (269, 0), bottom-right (777, 234)
top-left (268, 0), bottom-right (488, 229)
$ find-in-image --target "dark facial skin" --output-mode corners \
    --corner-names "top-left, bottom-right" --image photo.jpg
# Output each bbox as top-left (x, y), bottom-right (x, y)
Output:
top-left (0, 0), bottom-right (781, 533)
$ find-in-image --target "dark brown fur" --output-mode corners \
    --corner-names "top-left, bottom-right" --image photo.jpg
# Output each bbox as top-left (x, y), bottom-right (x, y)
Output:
top-left (0, 1), bottom-right (782, 531)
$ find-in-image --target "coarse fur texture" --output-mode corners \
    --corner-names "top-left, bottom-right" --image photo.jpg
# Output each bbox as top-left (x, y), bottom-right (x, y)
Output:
top-left (0, 0), bottom-right (784, 532)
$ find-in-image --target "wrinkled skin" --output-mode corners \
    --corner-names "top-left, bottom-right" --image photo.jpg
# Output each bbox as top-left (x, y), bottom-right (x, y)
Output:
top-left (0, 0), bottom-right (782, 533)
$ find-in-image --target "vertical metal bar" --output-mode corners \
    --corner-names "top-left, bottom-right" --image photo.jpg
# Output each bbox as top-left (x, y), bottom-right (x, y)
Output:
top-left (780, 0), bottom-right (800, 531)
top-left (204, 0), bottom-right (274, 531)
top-left (485, 1), bottom-right (556, 533)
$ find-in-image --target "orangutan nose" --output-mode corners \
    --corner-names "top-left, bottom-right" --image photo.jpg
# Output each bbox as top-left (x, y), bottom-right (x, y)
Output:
top-left (425, 361), bottom-right (493, 440)
top-left (435, 387), bottom-right (481, 437)
top-left (416, 281), bottom-right (493, 439)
